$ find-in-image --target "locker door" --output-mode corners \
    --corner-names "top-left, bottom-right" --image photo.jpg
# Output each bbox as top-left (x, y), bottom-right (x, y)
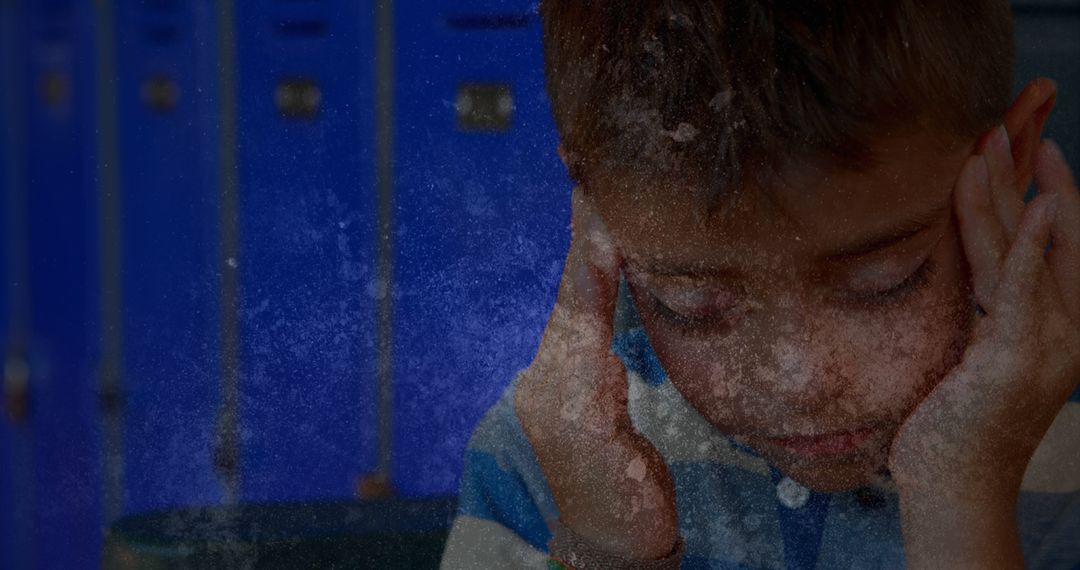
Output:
top-left (1, 1), bottom-right (24, 567)
top-left (115, 0), bottom-right (223, 516)
top-left (393, 0), bottom-right (571, 496)
top-left (18, 0), bottom-right (102, 567)
top-left (234, 0), bottom-right (379, 502)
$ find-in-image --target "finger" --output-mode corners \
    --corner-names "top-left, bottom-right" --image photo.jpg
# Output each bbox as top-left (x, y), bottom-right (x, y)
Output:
top-left (981, 125), bottom-right (1024, 237)
top-left (548, 186), bottom-right (624, 352)
top-left (955, 153), bottom-right (1009, 306)
top-left (992, 192), bottom-right (1059, 330)
top-left (1004, 78), bottom-right (1057, 189)
top-left (1011, 120), bottom-right (1039, 191)
top-left (1038, 140), bottom-right (1080, 319)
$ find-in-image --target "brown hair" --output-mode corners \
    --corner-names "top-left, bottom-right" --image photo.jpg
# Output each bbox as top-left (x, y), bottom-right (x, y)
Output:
top-left (540, 0), bottom-right (1015, 202)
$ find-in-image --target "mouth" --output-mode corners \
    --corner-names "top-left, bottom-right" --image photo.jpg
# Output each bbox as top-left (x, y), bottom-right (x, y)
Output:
top-left (760, 426), bottom-right (884, 460)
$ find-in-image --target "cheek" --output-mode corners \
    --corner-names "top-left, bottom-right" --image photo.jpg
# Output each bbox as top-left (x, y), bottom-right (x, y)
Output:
top-left (628, 288), bottom-right (760, 424)
top-left (845, 230), bottom-right (974, 417)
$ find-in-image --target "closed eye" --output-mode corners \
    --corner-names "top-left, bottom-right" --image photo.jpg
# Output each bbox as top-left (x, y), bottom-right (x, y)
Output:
top-left (649, 293), bottom-right (738, 335)
top-left (838, 258), bottom-right (936, 308)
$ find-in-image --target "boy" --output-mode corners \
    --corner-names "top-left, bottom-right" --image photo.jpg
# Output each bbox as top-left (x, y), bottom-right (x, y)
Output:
top-left (442, 1), bottom-right (1080, 568)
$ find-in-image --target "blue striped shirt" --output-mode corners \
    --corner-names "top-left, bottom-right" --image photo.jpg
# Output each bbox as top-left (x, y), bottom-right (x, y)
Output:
top-left (442, 327), bottom-right (1080, 569)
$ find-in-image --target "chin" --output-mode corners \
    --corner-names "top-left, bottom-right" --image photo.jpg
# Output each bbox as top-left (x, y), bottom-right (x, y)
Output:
top-left (737, 420), bottom-right (899, 493)
top-left (754, 440), bottom-right (892, 493)
top-left (743, 421), bottom-right (902, 492)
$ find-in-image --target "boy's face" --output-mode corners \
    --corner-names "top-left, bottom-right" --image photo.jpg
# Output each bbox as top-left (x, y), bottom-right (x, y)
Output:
top-left (591, 135), bottom-right (977, 492)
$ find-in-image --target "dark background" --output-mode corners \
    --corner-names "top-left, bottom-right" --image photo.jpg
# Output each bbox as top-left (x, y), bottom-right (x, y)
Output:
top-left (1, 1), bottom-right (1077, 567)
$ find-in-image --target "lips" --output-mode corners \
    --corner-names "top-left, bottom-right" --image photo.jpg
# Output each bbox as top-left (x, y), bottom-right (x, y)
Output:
top-left (763, 427), bottom-right (881, 459)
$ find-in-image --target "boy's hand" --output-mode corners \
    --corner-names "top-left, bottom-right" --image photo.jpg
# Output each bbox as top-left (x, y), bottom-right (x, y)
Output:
top-left (514, 187), bottom-right (679, 560)
top-left (888, 130), bottom-right (1080, 565)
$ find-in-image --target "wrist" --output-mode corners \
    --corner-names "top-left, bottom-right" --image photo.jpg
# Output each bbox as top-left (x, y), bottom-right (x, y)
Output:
top-left (898, 487), bottom-right (1023, 569)
top-left (890, 457), bottom-right (1023, 505)
top-left (549, 519), bottom-right (684, 569)
top-left (557, 516), bottom-right (679, 561)
top-left (894, 468), bottom-right (1019, 507)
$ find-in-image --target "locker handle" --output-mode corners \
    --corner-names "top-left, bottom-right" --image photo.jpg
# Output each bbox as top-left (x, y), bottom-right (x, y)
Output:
top-left (275, 78), bottom-right (321, 120)
top-left (457, 83), bottom-right (513, 132)
top-left (141, 74), bottom-right (180, 113)
top-left (3, 353), bottom-right (29, 423)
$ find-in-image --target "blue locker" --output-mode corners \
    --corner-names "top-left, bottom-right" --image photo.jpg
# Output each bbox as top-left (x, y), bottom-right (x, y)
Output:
top-left (15, 0), bottom-right (102, 568)
top-left (115, 0), bottom-right (223, 515)
top-left (392, 1), bottom-right (571, 496)
top-left (234, 0), bottom-right (380, 502)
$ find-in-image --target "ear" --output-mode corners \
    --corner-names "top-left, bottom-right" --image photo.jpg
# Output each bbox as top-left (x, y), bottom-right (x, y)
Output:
top-left (995, 78), bottom-right (1057, 190)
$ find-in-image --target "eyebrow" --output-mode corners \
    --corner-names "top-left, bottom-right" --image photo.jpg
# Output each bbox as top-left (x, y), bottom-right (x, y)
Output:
top-left (630, 201), bottom-right (951, 280)
top-left (823, 202), bottom-right (951, 260)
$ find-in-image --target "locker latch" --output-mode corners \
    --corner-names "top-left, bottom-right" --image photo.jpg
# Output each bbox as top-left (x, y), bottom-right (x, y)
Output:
top-left (457, 83), bottom-right (513, 132)
top-left (141, 74), bottom-right (180, 113)
top-left (275, 78), bottom-right (322, 120)
top-left (38, 70), bottom-right (70, 110)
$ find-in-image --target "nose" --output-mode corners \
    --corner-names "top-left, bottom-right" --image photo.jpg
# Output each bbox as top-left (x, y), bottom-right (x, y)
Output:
top-left (755, 315), bottom-right (855, 415)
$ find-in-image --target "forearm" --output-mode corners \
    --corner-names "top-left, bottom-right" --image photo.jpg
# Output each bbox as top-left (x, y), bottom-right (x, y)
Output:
top-left (899, 489), bottom-right (1024, 569)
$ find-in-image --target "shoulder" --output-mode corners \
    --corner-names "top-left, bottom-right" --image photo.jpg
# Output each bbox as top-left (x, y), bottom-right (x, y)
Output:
top-left (455, 375), bottom-right (558, 550)
top-left (443, 376), bottom-right (557, 568)
top-left (463, 376), bottom-right (553, 500)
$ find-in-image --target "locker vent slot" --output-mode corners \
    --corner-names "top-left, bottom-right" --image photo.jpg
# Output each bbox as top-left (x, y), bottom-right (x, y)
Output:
top-left (275, 20), bottom-right (328, 38)
top-left (446, 14), bottom-right (530, 30)
top-left (143, 25), bottom-right (178, 45)
top-left (144, 0), bottom-right (180, 13)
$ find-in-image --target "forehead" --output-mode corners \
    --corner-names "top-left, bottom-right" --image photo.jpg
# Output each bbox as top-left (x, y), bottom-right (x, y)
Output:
top-left (590, 135), bottom-right (971, 271)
